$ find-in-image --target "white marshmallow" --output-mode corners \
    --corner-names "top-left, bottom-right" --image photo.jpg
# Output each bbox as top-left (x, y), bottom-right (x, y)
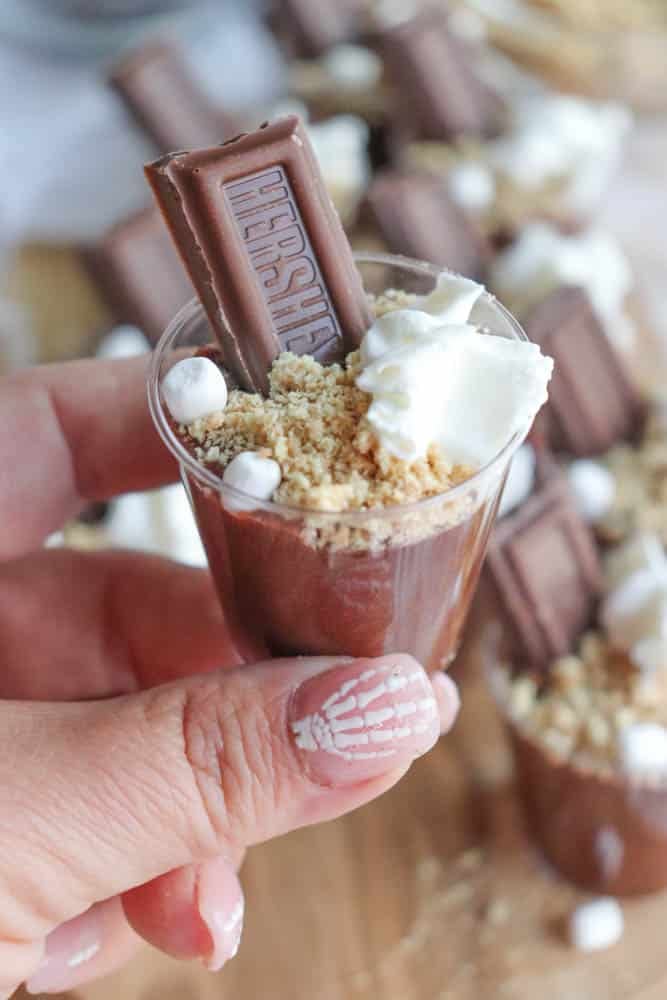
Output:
top-left (499, 444), bottom-right (536, 517)
top-left (105, 486), bottom-right (207, 566)
top-left (631, 636), bottom-right (667, 676)
top-left (321, 45), bottom-right (382, 90)
top-left (490, 94), bottom-right (631, 215)
top-left (491, 223), bottom-right (636, 351)
top-left (567, 459), bottom-right (616, 523)
top-left (569, 898), bottom-right (623, 952)
top-left (97, 324), bottom-right (150, 360)
top-left (601, 568), bottom-right (667, 652)
top-left (308, 115), bottom-right (370, 210)
top-left (357, 273), bottom-right (553, 465)
top-left (448, 161), bottom-right (496, 213)
top-left (222, 452), bottom-right (282, 510)
top-left (619, 723), bottom-right (667, 780)
top-left (604, 532), bottom-right (666, 592)
top-left (162, 357), bottom-right (228, 425)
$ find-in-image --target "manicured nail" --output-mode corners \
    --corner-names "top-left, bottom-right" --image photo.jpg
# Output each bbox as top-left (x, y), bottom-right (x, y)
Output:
top-left (432, 671), bottom-right (461, 733)
top-left (25, 907), bottom-right (103, 994)
top-left (289, 655), bottom-right (440, 786)
top-left (197, 857), bottom-right (245, 972)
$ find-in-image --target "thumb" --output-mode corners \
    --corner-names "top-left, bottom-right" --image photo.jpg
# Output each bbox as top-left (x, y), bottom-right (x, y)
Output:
top-left (2, 654), bottom-right (458, 950)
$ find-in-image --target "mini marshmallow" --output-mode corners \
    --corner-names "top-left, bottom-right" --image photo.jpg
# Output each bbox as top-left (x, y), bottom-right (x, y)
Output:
top-left (601, 568), bottom-right (667, 651)
top-left (222, 452), bottom-right (282, 510)
top-left (448, 161), bottom-right (496, 213)
top-left (499, 444), bottom-right (536, 517)
top-left (569, 898), bottom-right (623, 952)
top-left (604, 532), bottom-right (667, 592)
top-left (97, 324), bottom-right (150, 360)
top-left (567, 459), bottom-right (616, 523)
top-left (619, 723), bottom-right (667, 780)
top-left (162, 357), bottom-right (228, 425)
top-left (631, 636), bottom-right (667, 676)
top-left (322, 45), bottom-right (382, 90)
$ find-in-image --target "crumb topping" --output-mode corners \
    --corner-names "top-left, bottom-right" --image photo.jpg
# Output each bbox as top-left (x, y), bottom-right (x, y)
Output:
top-left (597, 412), bottom-right (667, 545)
top-left (505, 632), bottom-right (667, 775)
top-left (179, 291), bottom-right (474, 514)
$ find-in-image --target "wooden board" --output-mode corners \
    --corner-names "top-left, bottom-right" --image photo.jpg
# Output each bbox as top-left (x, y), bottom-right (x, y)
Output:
top-left (24, 650), bottom-right (667, 1000)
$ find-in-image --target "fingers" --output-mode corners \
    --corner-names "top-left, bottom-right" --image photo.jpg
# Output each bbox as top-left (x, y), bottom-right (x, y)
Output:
top-left (0, 357), bottom-right (176, 559)
top-left (0, 549), bottom-right (243, 701)
top-left (23, 899), bottom-right (141, 996)
top-left (2, 654), bottom-right (459, 954)
top-left (122, 857), bottom-right (244, 970)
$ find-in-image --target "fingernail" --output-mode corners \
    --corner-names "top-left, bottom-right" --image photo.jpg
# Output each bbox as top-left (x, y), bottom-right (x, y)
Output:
top-left (25, 907), bottom-right (102, 994)
top-left (197, 857), bottom-right (245, 972)
top-left (289, 655), bottom-right (440, 787)
top-left (432, 671), bottom-right (461, 733)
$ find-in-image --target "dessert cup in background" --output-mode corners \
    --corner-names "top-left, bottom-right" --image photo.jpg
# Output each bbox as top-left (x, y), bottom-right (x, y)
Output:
top-left (148, 253), bottom-right (530, 671)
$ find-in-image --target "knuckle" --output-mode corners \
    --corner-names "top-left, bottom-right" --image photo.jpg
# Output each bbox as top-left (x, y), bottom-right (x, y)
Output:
top-left (178, 677), bottom-right (290, 849)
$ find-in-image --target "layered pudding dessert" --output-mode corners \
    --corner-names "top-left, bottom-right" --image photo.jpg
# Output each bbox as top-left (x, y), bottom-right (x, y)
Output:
top-left (162, 274), bottom-right (551, 668)
top-left (404, 93), bottom-right (631, 238)
top-left (146, 116), bottom-right (552, 670)
top-left (497, 529), bottom-right (667, 895)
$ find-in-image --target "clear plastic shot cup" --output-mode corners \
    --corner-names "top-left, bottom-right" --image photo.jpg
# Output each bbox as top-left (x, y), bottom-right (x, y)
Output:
top-left (148, 253), bottom-right (529, 671)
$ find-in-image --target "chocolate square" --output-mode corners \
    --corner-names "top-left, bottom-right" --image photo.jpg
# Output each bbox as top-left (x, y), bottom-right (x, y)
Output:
top-left (485, 470), bottom-right (602, 670)
top-left (364, 169), bottom-right (490, 280)
top-left (110, 41), bottom-right (236, 153)
top-left (525, 286), bottom-right (645, 456)
top-left (267, 0), bottom-right (365, 58)
top-left (81, 206), bottom-right (194, 344)
top-left (380, 8), bottom-right (506, 141)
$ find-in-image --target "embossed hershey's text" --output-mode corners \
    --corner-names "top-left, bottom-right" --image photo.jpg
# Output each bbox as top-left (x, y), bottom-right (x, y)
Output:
top-left (225, 166), bottom-right (344, 356)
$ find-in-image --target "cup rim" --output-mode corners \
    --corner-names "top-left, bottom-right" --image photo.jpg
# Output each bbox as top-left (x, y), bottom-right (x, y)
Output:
top-left (147, 251), bottom-right (530, 521)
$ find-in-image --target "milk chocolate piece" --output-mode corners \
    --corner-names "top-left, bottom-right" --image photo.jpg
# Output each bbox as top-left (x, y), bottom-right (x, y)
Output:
top-left (110, 42), bottom-right (236, 153)
top-left (526, 286), bottom-right (645, 456)
top-left (145, 116), bottom-right (371, 394)
top-left (485, 470), bottom-right (602, 670)
top-left (267, 0), bottom-right (365, 58)
top-left (380, 8), bottom-right (506, 141)
top-left (364, 170), bottom-right (490, 279)
top-left (81, 206), bottom-right (194, 343)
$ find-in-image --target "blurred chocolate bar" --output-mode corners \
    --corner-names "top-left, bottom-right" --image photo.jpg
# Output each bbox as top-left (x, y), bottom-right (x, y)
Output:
top-left (525, 286), bottom-right (645, 456)
top-left (146, 116), bottom-right (370, 394)
top-left (485, 468), bottom-right (602, 671)
top-left (81, 206), bottom-right (194, 344)
top-left (380, 8), bottom-right (506, 141)
top-left (267, 0), bottom-right (365, 58)
top-left (110, 42), bottom-right (237, 153)
top-left (364, 169), bottom-right (490, 279)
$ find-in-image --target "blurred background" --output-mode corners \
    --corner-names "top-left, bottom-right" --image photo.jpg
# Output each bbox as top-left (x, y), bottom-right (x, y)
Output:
top-left (3, 1), bottom-right (667, 998)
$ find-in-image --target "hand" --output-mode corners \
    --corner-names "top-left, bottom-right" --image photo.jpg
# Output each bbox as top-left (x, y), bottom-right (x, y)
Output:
top-left (0, 357), bottom-right (460, 996)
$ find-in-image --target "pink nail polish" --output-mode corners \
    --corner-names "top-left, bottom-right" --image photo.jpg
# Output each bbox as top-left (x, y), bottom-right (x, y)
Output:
top-left (431, 671), bottom-right (461, 733)
top-left (197, 857), bottom-right (245, 973)
top-left (25, 907), bottom-right (102, 994)
top-left (289, 655), bottom-right (440, 786)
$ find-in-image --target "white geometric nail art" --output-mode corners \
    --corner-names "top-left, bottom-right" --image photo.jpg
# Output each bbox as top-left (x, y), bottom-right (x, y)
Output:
top-left (291, 667), bottom-right (437, 761)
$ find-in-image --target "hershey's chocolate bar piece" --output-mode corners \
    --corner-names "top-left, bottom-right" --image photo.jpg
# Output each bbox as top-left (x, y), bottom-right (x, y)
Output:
top-left (525, 286), bottom-right (645, 456)
top-left (110, 42), bottom-right (236, 153)
top-left (145, 116), bottom-right (371, 394)
top-left (364, 170), bottom-right (490, 280)
top-left (81, 206), bottom-right (194, 344)
top-left (381, 8), bottom-right (506, 141)
top-left (485, 470), bottom-right (602, 670)
top-left (267, 0), bottom-right (365, 58)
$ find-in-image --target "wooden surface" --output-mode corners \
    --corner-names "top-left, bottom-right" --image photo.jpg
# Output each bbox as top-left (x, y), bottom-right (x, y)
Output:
top-left (25, 650), bottom-right (667, 1000)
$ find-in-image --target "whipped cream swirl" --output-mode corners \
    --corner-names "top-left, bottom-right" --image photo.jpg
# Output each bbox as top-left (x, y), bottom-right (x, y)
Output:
top-left (357, 274), bottom-right (553, 466)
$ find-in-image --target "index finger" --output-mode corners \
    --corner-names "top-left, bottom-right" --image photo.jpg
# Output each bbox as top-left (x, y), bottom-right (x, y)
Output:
top-left (0, 356), bottom-right (177, 559)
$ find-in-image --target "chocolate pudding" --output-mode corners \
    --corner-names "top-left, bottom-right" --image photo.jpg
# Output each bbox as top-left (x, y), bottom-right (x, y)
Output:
top-left (179, 314), bottom-right (507, 671)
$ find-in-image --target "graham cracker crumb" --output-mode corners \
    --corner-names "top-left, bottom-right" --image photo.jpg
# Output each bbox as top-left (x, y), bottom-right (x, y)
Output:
top-left (507, 632), bottom-right (667, 775)
top-left (184, 348), bottom-right (471, 514)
